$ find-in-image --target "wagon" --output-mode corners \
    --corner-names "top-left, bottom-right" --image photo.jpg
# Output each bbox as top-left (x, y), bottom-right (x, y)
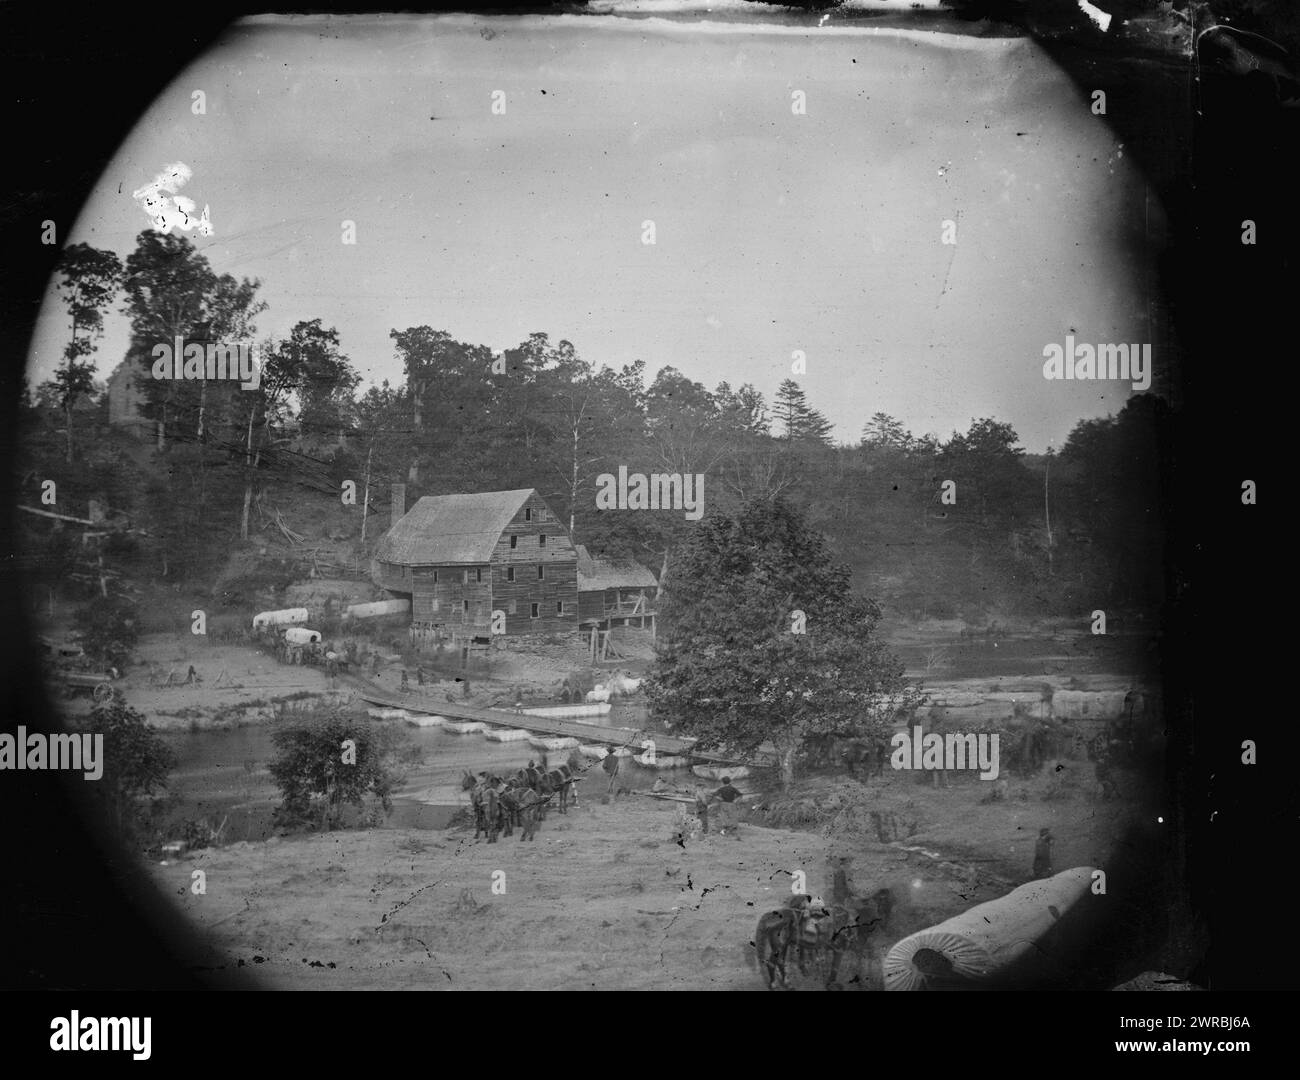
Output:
top-left (62, 671), bottom-right (116, 702)
top-left (280, 627), bottom-right (324, 665)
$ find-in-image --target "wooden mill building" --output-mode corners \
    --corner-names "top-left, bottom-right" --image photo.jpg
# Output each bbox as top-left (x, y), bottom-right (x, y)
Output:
top-left (575, 544), bottom-right (658, 633)
top-left (374, 488), bottom-right (578, 644)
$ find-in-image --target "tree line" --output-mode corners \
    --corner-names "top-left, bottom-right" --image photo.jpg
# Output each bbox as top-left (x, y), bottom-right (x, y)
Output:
top-left (21, 231), bottom-right (1170, 619)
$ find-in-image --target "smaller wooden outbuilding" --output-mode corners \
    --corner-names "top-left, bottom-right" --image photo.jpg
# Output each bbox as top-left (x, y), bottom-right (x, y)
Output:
top-left (575, 544), bottom-right (657, 632)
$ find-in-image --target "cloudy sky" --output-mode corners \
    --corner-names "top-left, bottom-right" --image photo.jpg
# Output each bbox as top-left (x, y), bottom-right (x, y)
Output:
top-left (27, 10), bottom-right (1163, 452)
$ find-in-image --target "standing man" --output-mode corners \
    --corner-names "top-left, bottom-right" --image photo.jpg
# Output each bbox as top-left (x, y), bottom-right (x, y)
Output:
top-left (694, 786), bottom-right (710, 836)
top-left (1033, 827), bottom-right (1054, 878)
top-left (709, 776), bottom-right (743, 836)
top-left (518, 788), bottom-right (541, 842)
top-left (471, 772), bottom-right (489, 839)
top-left (566, 748), bottom-right (584, 808)
top-left (830, 855), bottom-right (852, 906)
top-left (602, 745), bottom-right (621, 800)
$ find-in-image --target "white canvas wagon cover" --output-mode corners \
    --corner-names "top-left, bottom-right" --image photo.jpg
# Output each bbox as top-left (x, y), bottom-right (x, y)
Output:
top-left (252, 607), bottom-right (309, 629)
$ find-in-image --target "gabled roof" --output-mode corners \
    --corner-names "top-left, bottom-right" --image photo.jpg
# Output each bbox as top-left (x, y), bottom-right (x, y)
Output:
top-left (376, 489), bottom-right (537, 565)
top-left (575, 544), bottom-right (658, 592)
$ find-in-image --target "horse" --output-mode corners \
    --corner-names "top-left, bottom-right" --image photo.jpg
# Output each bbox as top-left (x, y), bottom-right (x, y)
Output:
top-left (496, 775), bottom-right (531, 837)
top-left (511, 787), bottom-right (551, 841)
top-left (839, 736), bottom-right (888, 779)
top-left (795, 888), bottom-right (896, 990)
top-left (462, 770), bottom-right (489, 838)
top-left (539, 764), bottom-right (578, 814)
top-left (586, 685), bottom-right (611, 704)
top-left (753, 907), bottom-right (801, 990)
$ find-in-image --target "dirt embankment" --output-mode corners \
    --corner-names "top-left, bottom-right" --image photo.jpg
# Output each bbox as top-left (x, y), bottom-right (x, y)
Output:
top-left (148, 754), bottom-right (1142, 991)
top-left (155, 798), bottom-right (842, 990)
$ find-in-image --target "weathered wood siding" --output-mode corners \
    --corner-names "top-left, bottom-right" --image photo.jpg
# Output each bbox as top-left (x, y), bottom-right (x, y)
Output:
top-left (577, 586), bottom-right (652, 622)
top-left (410, 564), bottom-right (493, 634)
top-left (577, 590), bottom-right (605, 622)
top-left (491, 491), bottom-right (578, 635)
top-left (380, 491), bottom-right (578, 641)
top-left (377, 560), bottom-right (414, 595)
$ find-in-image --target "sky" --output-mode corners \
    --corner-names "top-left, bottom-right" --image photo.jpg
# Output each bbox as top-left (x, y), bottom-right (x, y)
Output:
top-left (26, 11), bottom-right (1165, 453)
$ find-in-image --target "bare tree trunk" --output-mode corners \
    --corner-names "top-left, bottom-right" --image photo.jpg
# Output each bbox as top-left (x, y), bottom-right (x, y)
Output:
top-left (780, 744), bottom-right (796, 792)
top-left (566, 426), bottom-right (577, 535)
top-left (360, 442), bottom-right (373, 541)
top-left (65, 313), bottom-right (79, 464)
top-left (1044, 453), bottom-right (1053, 577)
top-left (240, 407), bottom-right (257, 541)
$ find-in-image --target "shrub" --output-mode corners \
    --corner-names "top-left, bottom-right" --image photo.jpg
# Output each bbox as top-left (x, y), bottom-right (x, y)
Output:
top-left (72, 699), bottom-right (176, 840)
top-left (75, 595), bottom-right (140, 669)
top-left (268, 709), bottom-right (408, 831)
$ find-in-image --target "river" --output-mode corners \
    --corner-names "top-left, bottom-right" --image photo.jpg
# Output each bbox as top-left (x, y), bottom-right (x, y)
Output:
top-left (156, 701), bottom-right (673, 843)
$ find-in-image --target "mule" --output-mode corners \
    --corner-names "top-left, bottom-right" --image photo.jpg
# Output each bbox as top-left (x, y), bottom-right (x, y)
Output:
top-left (795, 889), bottom-right (895, 990)
top-left (839, 736), bottom-right (888, 779)
top-left (539, 764), bottom-right (578, 814)
top-left (512, 787), bottom-right (551, 841)
top-left (753, 907), bottom-right (800, 990)
top-left (496, 776), bottom-right (528, 837)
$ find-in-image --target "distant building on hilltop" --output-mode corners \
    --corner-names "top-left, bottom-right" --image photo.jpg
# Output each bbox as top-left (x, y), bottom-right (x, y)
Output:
top-left (105, 359), bottom-right (147, 434)
top-left (374, 487), bottom-right (578, 644)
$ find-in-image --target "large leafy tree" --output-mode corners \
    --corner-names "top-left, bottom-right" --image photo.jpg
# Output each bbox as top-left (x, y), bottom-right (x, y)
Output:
top-left (271, 319), bottom-right (359, 442)
top-left (389, 325), bottom-right (496, 485)
top-left (647, 495), bottom-right (919, 788)
top-left (1058, 394), bottom-right (1171, 607)
top-left (121, 231), bottom-right (264, 449)
top-left (49, 243), bottom-right (123, 462)
top-left (268, 710), bottom-right (405, 831)
top-left (122, 231), bottom-right (216, 449)
top-left (73, 700), bottom-right (177, 838)
top-left (939, 417), bottom-right (1033, 537)
top-left (860, 411), bottom-right (913, 452)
